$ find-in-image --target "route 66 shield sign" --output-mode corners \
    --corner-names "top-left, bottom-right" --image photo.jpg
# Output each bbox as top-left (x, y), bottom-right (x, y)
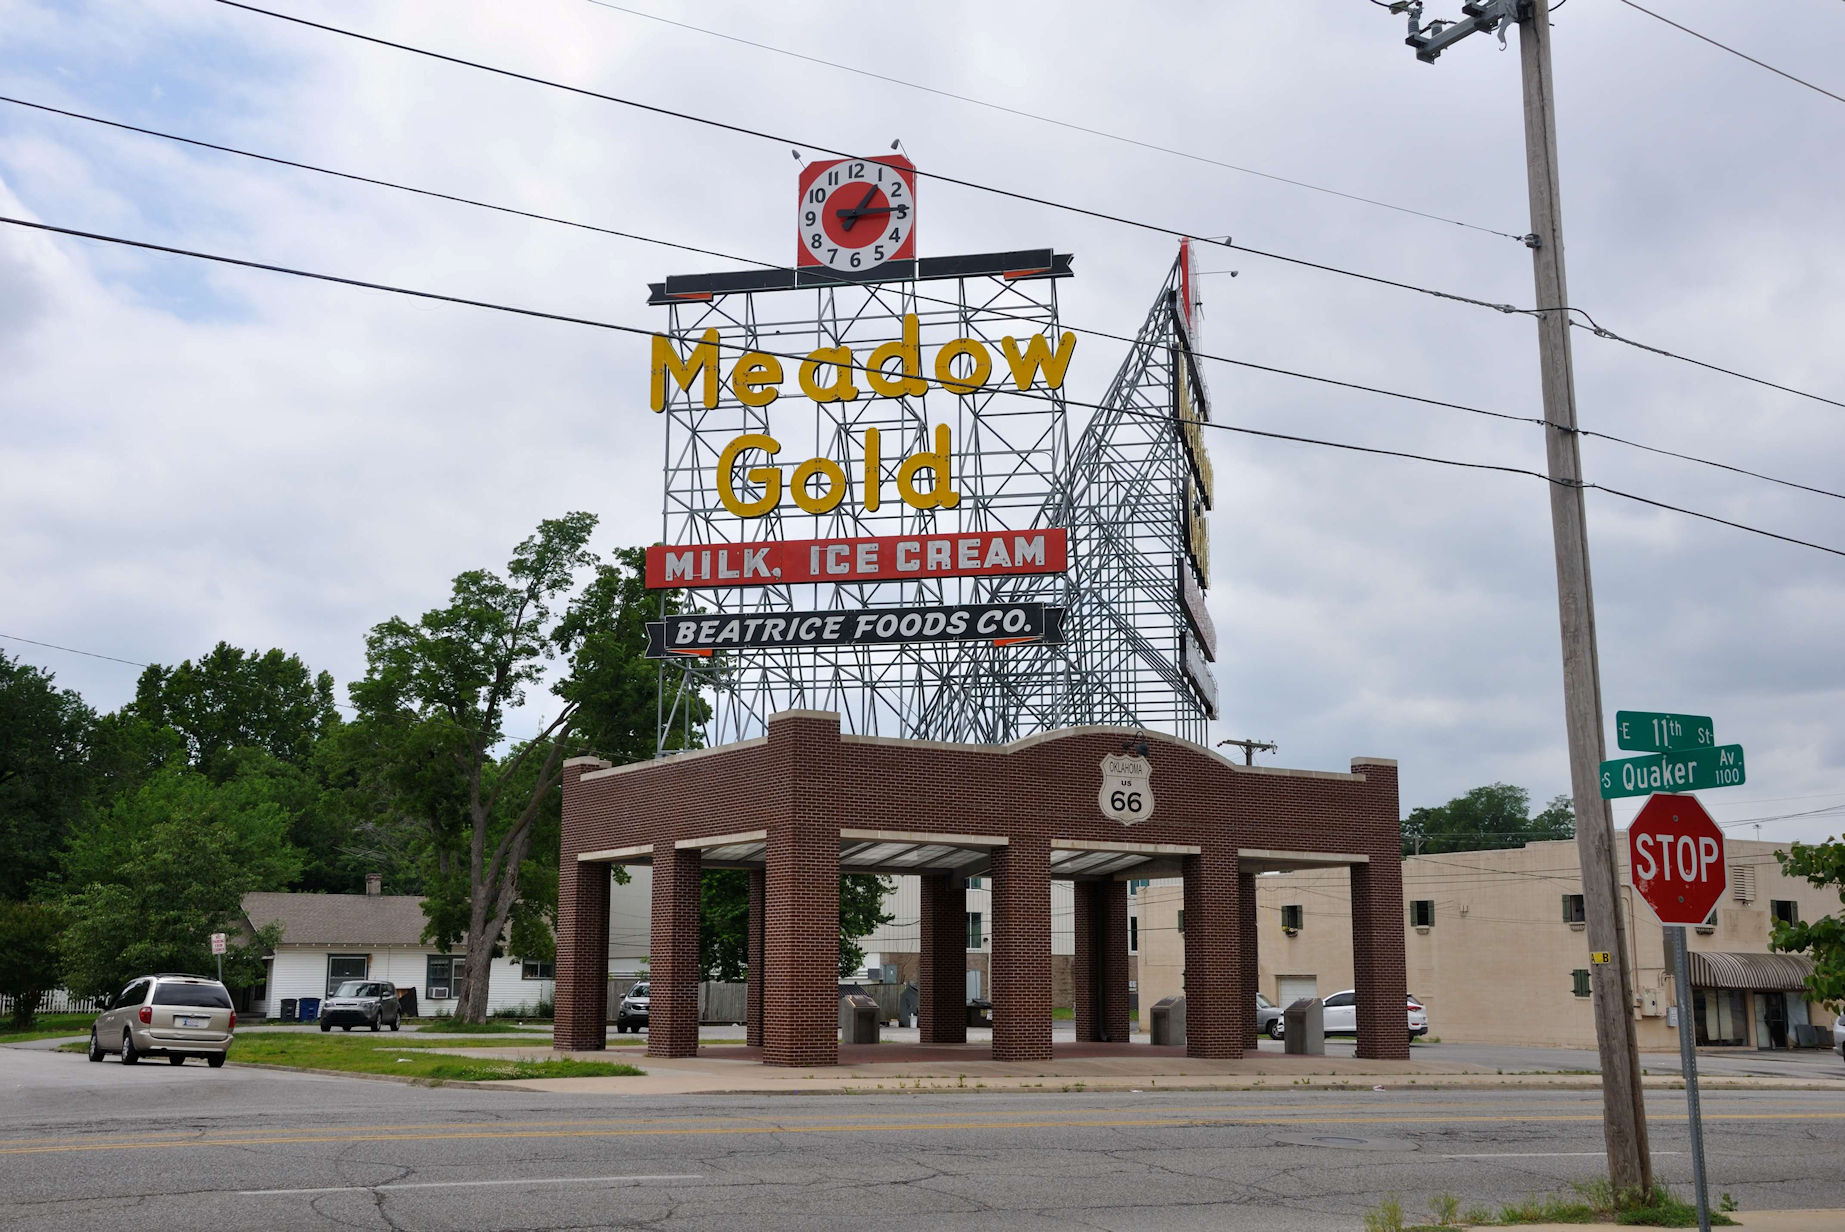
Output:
top-left (1098, 755), bottom-right (1153, 824)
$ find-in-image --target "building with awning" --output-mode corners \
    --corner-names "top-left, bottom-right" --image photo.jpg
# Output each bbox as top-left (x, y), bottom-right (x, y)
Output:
top-left (1685, 950), bottom-right (1820, 1049)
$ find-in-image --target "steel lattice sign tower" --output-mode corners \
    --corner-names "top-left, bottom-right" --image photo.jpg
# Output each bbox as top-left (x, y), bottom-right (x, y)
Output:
top-left (645, 155), bottom-right (1216, 751)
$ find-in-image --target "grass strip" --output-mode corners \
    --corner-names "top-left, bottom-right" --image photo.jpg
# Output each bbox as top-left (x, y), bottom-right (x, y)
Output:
top-left (58, 1032), bottom-right (642, 1080)
top-left (1, 1013), bottom-right (99, 1043)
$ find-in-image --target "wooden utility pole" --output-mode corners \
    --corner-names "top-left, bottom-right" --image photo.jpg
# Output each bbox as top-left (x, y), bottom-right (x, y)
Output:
top-left (1215, 737), bottom-right (1277, 766)
top-left (1395, 0), bottom-right (1652, 1193)
top-left (1517, 0), bottom-right (1652, 1194)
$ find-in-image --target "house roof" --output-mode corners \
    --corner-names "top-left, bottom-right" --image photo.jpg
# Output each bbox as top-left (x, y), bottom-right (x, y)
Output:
top-left (242, 891), bottom-right (441, 949)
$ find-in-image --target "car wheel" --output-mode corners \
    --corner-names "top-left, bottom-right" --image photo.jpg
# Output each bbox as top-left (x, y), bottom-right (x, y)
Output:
top-left (87, 1030), bottom-right (106, 1063)
top-left (1269, 1021), bottom-right (1284, 1039)
top-left (169, 1055), bottom-right (186, 1066)
top-left (120, 1030), bottom-right (139, 1065)
top-left (370, 1016), bottom-right (381, 1033)
top-left (389, 1020), bottom-right (400, 1032)
top-left (207, 1054), bottom-right (226, 1069)
top-left (320, 1021), bottom-right (331, 1033)
top-left (341, 1024), bottom-right (352, 1032)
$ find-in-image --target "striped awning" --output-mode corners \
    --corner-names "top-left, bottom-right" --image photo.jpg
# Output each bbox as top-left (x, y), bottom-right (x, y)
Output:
top-left (1687, 951), bottom-right (1814, 992)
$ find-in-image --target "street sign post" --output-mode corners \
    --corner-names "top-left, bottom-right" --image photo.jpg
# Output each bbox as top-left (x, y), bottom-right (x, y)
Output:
top-left (1599, 744), bottom-right (1744, 799)
top-left (1629, 792), bottom-right (1724, 1232)
top-left (210, 932), bottom-right (226, 982)
top-left (1615, 710), bottom-right (1714, 753)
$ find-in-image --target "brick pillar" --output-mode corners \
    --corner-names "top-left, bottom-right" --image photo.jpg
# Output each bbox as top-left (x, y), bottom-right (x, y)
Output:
top-left (989, 837), bottom-right (1052, 1062)
top-left (1351, 756), bottom-right (1409, 1061)
top-left (918, 873), bottom-right (967, 1044)
top-left (746, 868), bottom-right (766, 1048)
top-left (1072, 881), bottom-right (1130, 1043)
top-left (1240, 869), bottom-right (1260, 1047)
top-left (762, 710), bottom-right (844, 1067)
top-left (646, 844), bottom-right (701, 1059)
top-left (1182, 847), bottom-right (1245, 1059)
top-left (1351, 859), bottom-right (1411, 1060)
top-left (554, 861), bottom-right (609, 1051)
top-left (555, 755), bottom-right (612, 1053)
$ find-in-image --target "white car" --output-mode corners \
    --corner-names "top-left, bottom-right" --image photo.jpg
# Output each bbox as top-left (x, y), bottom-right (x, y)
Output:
top-left (1834, 1016), bottom-right (1844, 1065)
top-left (1308, 990), bottom-right (1428, 1040)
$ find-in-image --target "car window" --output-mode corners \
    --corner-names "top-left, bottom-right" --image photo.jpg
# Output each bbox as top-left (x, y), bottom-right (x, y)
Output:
top-left (333, 981), bottom-right (371, 997)
top-left (1324, 992), bottom-right (1356, 1007)
top-left (153, 982), bottom-right (233, 1009)
top-left (629, 985), bottom-right (648, 997)
top-left (113, 981), bottom-right (142, 1010)
top-left (1256, 994), bottom-right (1273, 1008)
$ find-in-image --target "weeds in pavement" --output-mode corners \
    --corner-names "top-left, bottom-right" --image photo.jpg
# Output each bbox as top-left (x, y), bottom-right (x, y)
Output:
top-left (1363, 1193), bottom-right (1404, 1232)
top-left (1429, 1192), bottom-right (1460, 1226)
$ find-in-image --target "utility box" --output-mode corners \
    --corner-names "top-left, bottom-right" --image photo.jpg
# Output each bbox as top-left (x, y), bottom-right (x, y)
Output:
top-left (1149, 995), bottom-right (1187, 1046)
top-left (1283, 997), bottom-right (1324, 1055)
top-left (897, 982), bottom-right (919, 1029)
top-left (839, 994), bottom-right (881, 1044)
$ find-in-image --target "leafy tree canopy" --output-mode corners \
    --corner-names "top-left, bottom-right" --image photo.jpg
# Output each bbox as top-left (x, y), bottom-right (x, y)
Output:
top-left (1770, 838), bottom-right (1845, 1010)
top-left (0, 652), bottom-right (98, 900)
top-left (1402, 783), bottom-right (1574, 857)
top-left (0, 900), bottom-right (67, 1029)
top-left (127, 642), bottom-right (338, 781)
top-left (59, 763), bottom-right (301, 999)
top-left (698, 872), bottom-right (895, 982)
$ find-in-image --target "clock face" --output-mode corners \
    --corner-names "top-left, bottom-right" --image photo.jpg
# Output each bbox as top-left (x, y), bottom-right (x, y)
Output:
top-left (796, 156), bottom-right (917, 273)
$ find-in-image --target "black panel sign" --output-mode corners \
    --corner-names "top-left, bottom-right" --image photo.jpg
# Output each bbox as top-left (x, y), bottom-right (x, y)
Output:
top-left (646, 603), bottom-right (1066, 658)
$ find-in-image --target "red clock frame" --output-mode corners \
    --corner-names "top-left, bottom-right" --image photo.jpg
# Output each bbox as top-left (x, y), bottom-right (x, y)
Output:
top-left (796, 155), bottom-right (918, 272)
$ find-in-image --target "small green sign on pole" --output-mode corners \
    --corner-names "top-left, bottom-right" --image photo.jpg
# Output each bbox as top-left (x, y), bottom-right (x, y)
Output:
top-left (1600, 744), bottom-right (1745, 800)
top-left (1615, 710), bottom-right (1715, 753)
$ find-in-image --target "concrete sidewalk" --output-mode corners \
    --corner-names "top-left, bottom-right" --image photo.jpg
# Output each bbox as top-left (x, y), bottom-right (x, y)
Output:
top-left (1508, 1214), bottom-right (1834, 1230)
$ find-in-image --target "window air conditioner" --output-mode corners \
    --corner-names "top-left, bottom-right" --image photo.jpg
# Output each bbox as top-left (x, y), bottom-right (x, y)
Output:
top-left (430, 986), bottom-right (449, 999)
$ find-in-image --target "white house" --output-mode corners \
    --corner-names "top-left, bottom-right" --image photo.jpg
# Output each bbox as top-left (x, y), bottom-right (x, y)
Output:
top-left (241, 878), bottom-right (555, 1020)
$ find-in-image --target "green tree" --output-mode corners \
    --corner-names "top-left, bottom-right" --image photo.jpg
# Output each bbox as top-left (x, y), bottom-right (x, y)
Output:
top-left (697, 872), bottom-right (895, 981)
top-left (59, 764), bottom-right (301, 999)
top-left (127, 642), bottom-right (338, 781)
top-left (0, 653), bottom-right (98, 900)
top-left (1401, 783), bottom-right (1574, 856)
top-left (349, 519), bottom-right (699, 1021)
top-left (0, 901), bottom-right (66, 1029)
top-left (1770, 838), bottom-right (1845, 1010)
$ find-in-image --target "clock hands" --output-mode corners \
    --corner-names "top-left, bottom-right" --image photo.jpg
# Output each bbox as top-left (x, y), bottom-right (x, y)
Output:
top-left (835, 199), bottom-right (911, 228)
top-left (836, 185), bottom-right (879, 233)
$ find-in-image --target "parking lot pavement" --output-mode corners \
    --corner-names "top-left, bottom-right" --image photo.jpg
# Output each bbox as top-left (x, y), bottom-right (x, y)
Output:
top-left (4, 1040), bottom-right (1844, 1231)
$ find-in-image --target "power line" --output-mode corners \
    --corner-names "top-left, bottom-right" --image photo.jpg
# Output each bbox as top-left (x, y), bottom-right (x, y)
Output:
top-left (0, 631), bottom-right (149, 669)
top-left (10, 94), bottom-right (1840, 507)
top-left (1613, 0), bottom-right (1845, 107)
top-left (1567, 311), bottom-right (1845, 415)
top-left (7, 210), bottom-right (1843, 563)
top-left (577, 0), bottom-right (1523, 242)
top-left (208, 0), bottom-right (1538, 318)
top-left (201, 4), bottom-right (1845, 416)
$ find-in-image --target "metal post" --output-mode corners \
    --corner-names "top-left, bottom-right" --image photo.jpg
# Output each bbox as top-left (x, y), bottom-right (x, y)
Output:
top-left (1518, 0), bottom-right (1653, 1194)
top-left (1670, 926), bottom-right (1713, 1230)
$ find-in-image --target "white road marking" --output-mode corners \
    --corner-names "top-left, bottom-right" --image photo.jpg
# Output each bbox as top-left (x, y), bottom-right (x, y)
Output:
top-left (1443, 1151), bottom-right (1685, 1159)
top-left (239, 1174), bottom-right (702, 1196)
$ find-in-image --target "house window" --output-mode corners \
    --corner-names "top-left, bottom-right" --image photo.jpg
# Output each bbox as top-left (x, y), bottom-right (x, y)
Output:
top-left (1129, 879), bottom-right (1150, 897)
top-left (1281, 904), bottom-right (1303, 932)
top-left (1410, 900), bottom-right (1435, 928)
top-left (1177, 909), bottom-right (1185, 934)
top-left (1770, 900), bottom-right (1799, 927)
top-left (326, 954), bottom-right (369, 996)
top-left (426, 954), bottom-right (466, 1000)
top-left (1129, 916), bottom-right (1139, 953)
top-left (967, 877), bottom-right (982, 889)
top-left (1571, 968), bottom-right (1591, 998)
top-left (521, 959), bottom-right (555, 981)
top-left (966, 912), bottom-right (983, 950)
top-left (1562, 894), bottom-right (1586, 924)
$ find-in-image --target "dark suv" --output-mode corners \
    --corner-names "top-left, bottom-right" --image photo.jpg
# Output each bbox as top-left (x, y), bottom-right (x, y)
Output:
top-left (320, 980), bottom-right (401, 1032)
top-left (88, 974), bottom-right (235, 1066)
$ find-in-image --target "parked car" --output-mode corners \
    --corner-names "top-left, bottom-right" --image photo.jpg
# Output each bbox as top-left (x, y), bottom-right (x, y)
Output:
top-left (615, 982), bottom-right (650, 1033)
top-left (88, 973), bottom-right (235, 1067)
top-left (1834, 1016), bottom-right (1844, 1065)
top-left (319, 981), bottom-right (401, 1032)
top-left (1271, 991), bottom-right (1428, 1040)
top-left (1257, 993), bottom-right (1285, 1039)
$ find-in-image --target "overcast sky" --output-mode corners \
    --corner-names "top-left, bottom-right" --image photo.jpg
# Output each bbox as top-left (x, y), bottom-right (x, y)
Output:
top-left (2, 0), bottom-right (1841, 843)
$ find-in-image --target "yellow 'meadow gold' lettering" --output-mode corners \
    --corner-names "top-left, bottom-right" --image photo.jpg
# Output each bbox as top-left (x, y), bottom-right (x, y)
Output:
top-left (716, 425), bottom-right (961, 518)
top-left (647, 315), bottom-right (1076, 411)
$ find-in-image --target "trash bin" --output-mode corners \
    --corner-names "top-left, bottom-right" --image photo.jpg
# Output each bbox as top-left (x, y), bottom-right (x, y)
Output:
top-left (278, 998), bottom-right (297, 1023)
top-left (897, 982), bottom-right (919, 1029)
top-left (1283, 997), bottom-right (1324, 1055)
top-left (965, 998), bottom-right (993, 1027)
top-left (297, 997), bottom-right (321, 1023)
top-left (840, 994), bottom-right (881, 1044)
top-left (1149, 995), bottom-right (1187, 1046)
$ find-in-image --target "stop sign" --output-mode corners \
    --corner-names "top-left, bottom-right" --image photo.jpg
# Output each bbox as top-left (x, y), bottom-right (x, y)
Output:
top-left (1628, 792), bottom-right (1727, 925)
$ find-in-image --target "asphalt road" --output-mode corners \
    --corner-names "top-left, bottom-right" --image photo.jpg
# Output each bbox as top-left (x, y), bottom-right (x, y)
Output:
top-left (2, 1045), bottom-right (1842, 1231)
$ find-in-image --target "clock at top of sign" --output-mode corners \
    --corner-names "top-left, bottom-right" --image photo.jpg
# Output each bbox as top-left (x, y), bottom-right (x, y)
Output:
top-left (797, 155), bottom-right (917, 273)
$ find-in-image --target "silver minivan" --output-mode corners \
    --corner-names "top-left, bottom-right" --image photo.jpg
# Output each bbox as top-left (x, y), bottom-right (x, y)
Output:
top-left (88, 973), bottom-right (236, 1067)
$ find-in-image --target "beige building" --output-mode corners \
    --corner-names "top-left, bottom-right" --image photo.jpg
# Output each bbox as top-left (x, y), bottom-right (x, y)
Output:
top-left (1138, 837), bottom-right (1839, 1050)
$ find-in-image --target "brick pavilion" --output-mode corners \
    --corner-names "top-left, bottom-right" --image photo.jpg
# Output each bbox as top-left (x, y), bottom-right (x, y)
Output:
top-left (553, 710), bottom-right (1408, 1065)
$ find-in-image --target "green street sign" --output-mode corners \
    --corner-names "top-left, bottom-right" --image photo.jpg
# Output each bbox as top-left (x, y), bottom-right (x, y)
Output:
top-left (1600, 744), bottom-right (1745, 799)
top-left (1615, 710), bottom-right (1715, 753)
